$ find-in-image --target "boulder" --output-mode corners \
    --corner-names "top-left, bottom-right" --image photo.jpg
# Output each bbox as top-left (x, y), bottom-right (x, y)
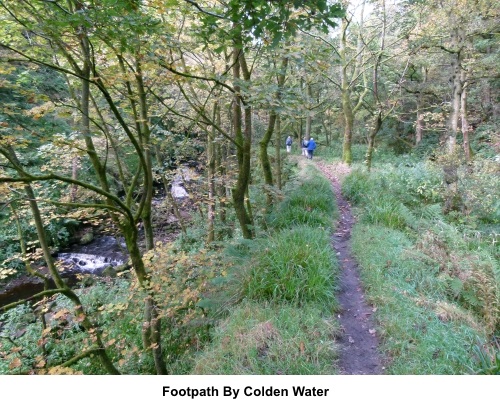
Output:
top-left (79, 231), bottom-right (94, 245)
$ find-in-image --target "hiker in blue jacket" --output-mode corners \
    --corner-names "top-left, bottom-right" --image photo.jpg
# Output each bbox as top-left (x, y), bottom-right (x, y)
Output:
top-left (307, 137), bottom-right (317, 159)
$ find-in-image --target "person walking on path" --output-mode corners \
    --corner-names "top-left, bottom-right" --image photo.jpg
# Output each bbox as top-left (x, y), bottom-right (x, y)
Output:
top-left (307, 137), bottom-right (317, 159)
top-left (301, 138), bottom-right (309, 156)
top-left (286, 136), bottom-right (293, 153)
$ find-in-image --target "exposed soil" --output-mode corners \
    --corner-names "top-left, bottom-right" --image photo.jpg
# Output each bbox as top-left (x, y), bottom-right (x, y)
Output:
top-left (316, 161), bottom-right (383, 375)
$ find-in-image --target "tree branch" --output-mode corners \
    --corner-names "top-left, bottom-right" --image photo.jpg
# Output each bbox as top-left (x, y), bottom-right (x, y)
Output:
top-left (183, 0), bottom-right (227, 20)
top-left (0, 289), bottom-right (67, 313)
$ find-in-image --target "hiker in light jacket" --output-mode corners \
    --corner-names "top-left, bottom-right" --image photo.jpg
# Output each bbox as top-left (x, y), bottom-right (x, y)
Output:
top-left (307, 137), bottom-right (317, 159)
top-left (301, 138), bottom-right (309, 156)
top-left (286, 136), bottom-right (293, 153)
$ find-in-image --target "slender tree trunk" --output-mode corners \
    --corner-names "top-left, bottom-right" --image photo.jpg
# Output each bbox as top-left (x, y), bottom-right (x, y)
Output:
top-left (135, 58), bottom-right (154, 251)
top-left (261, 47), bottom-right (292, 189)
top-left (275, 116), bottom-right (282, 190)
top-left (364, 0), bottom-right (385, 171)
top-left (416, 108), bottom-right (424, 145)
top-left (340, 17), bottom-right (354, 165)
top-left (365, 111), bottom-right (382, 171)
top-left (415, 66), bottom-right (427, 146)
top-left (70, 156), bottom-right (79, 202)
top-left (461, 71), bottom-right (472, 161)
top-left (305, 83), bottom-right (313, 140)
top-left (216, 141), bottom-right (228, 231)
top-left (260, 111), bottom-right (276, 206)
top-left (447, 27), bottom-right (464, 154)
top-left (206, 102), bottom-right (217, 243)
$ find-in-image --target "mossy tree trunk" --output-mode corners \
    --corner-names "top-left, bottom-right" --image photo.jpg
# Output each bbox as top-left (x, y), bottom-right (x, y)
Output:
top-left (231, 44), bottom-right (253, 239)
top-left (275, 116), bottom-right (282, 190)
top-left (206, 102), bottom-right (218, 243)
top-left (460, 70), bottom-right (473, 161)
top-left (365, 111), bottom-right (382, 172)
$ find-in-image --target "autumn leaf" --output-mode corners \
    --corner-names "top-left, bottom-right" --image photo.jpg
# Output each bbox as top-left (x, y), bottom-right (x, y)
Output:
top-left (74, 313), bottom-right (86, 322)
top-left (53, 309), bottom-right (69, 320)
top-left (35, 359), bottom-right (46, 368)
top-left (9, 357), bottom-right (22, 370)
top-left (48, 366), bottom-right (83, 375)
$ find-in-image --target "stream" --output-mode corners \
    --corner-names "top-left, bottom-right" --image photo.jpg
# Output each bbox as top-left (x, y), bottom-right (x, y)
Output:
top-left (0, 236), bottom-right (129, 308)
top-left (0, 176), bottom-right (192, 308)
top-left (56, 236), bottom-right (127, 275)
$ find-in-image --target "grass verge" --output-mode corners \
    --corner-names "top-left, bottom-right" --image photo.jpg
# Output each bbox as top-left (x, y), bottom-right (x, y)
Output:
top-left (343, 161), bottom-right (499, 374)
top-left (187, 162), bottom-right (341, 374)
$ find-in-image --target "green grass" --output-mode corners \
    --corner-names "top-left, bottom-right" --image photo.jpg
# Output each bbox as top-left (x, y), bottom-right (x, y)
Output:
top-left (244, 226), bottom-right (338, 310)
top-left (184, 158), bottom-right (341, 374)
top-left (351, 224), bottom-right (485, 374)
top-left (190, 300), bottom-right (339, 374)
top-left (269, 164), bottom-right (337, 229)
top-left (341, 154), bottom-right (499, 374)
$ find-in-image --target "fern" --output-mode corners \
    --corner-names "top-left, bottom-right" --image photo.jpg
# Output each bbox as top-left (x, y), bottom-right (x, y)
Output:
top-left (419, 203), bottom-right (445, 222)
top-left (470, 266), bottom-right (500, 335)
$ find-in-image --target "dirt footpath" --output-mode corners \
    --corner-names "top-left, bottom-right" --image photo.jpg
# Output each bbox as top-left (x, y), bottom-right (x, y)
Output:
top-left (316, 162), bottom-right (383, 375)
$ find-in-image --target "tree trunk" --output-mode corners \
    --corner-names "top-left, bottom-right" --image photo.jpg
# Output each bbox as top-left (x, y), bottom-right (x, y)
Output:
top-left (415, 66), bottom-right (427, 146)
top-left (447, 28), bottom-right (464, 154)
top-left (461, 70), bottom-right (472, 161)
top-left (135, 58), bottom-right (155, 251)
top-left (365, 111), bottom-right (382, 171)
top-left (206, 103), bottom-right (217, 243)
top-left (260, 112), bottom-right (276, 206)
top-left (231, 45), bottom-right (253, 239)
top-left (259, 54), bottom-right (288, 199)
top-left (305, 83), bottom-right (313, 140)
top-left (416, 109), bottom-right (424, 146)
top-left (275, 116), bottom-right (282, 190)
top-left (364, 0), bottom-right (385, 171)
top-left (216, 140), bottom-right (228, 232)
top-left (340, 17), bottom-right (354, 165)
top-left (70, 156), bottom-right (79, 202)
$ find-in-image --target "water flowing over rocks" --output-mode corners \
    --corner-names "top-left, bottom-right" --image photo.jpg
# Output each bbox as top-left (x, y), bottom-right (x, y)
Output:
top-left (55, 236), bottom-right (127, 275)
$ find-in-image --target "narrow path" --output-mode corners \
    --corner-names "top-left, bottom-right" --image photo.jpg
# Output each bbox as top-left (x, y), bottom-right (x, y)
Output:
top-left (316, 162), bottom-right (383, 375)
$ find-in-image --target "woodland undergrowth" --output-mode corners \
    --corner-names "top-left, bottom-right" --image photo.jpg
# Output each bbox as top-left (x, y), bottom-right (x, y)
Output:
top-left (340, 149), bottom-right (499, 374)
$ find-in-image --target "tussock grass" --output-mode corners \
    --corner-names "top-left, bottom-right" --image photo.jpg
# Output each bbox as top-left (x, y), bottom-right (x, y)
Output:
top-left (244, 226), bottom-right (338, 310)
top-left (269, 164), bottom-right (337, 229)
top-left (191, 301), bottom-right (339, 374)
top-left (342, 159), bottom-right (499, 374)
top-left (187, 160), bottom-right (340, 374)
top-left (351, 224), bottom-right (485, 374)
